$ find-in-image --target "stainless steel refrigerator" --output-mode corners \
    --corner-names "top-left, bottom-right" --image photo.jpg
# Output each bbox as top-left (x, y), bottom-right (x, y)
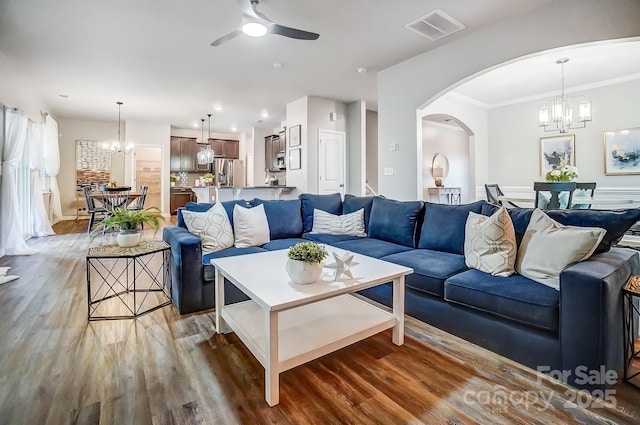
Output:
top-left (213, 158), bottom-right (245, 187)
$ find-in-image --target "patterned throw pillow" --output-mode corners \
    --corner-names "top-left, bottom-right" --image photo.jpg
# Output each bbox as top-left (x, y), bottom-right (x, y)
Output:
top-left (515, 209), bottom-right (606, 290)
top-left (182, 202), bottom-right (234, 254)
top-left (464, 207), bottom-right (517, 277)
top-left (310, 208), bottom-right (367, 237)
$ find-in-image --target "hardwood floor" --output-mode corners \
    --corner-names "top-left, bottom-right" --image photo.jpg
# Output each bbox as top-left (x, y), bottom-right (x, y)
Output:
top-left (1, 219), bottom-right (640, 424)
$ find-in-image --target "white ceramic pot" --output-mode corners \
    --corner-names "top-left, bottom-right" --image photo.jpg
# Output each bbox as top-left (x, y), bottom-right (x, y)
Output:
top-left (117, 230), bottom-right (142, 248)
top-left (286, 258), bottom-right (323, 284)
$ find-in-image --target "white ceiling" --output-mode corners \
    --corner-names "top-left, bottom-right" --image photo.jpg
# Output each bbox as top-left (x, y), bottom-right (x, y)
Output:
top-left (451, 40), bottom-right (640, 107)
top-left (0, 0), bottom-right (552, 132)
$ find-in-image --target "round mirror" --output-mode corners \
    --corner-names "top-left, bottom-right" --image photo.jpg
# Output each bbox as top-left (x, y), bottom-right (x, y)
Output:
top-left (431, 153), bottom-right (449, 187)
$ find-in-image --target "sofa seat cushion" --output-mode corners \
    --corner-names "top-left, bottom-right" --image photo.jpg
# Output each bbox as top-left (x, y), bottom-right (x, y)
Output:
top-left (444, 269), bottom-right (560, 331)
top-left (202, 246), bottom-right (267, 281)
top-left (302, 233), bottom-right (364, 245)
top-left (261, 238), bottom-right (308, 251)
top-left (334, 238), bottom-right (412, 259)
top-left (382, 249), bottom-right (468, 298)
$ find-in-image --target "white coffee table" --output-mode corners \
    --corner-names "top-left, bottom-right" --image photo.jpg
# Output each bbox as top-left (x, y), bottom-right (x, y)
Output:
top-left (211, 246), bottom-right (413, 406)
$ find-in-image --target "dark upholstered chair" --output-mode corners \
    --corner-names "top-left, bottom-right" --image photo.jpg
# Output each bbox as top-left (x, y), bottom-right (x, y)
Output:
top-left (533, 182), bottom-right (576, 209)
top-left (485, 184), bottom-right (519, 208)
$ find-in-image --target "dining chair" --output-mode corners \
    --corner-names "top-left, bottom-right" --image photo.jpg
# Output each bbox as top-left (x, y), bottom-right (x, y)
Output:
top-left (101, 188), bottom-right (131, 211)
top-left (572, 182), bottom-right (597, 209)
top-left (485, 184), bottom-right (519, 208)
top-left (83, 186), bottom-right (108, 233)
top-left (533, 182), bottom-right (576, 209)
top-left (128, 186), bottom-right (148, 211)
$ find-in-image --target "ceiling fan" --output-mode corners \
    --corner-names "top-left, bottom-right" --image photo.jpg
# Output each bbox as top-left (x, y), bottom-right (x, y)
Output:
top-left (211, 0), bottom-right (320, 47)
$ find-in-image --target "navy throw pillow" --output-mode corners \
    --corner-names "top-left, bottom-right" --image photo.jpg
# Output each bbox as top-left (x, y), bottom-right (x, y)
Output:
top-left (419, 201), bottom-right (486, 254)
top-left (343, 194), bottom-right (377, 232)
top-left (252, 199), bottom-right (303, 239)
top-left (508, 208), bottom-right (640, 253)
top-left (299, 193), bottom-right (343, 233)
top-left (368, 197), bottom-right (423, 247)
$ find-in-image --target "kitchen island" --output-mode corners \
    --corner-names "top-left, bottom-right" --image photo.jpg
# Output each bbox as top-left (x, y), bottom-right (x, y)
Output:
top-left (191, 186), bottom-right (296, 203)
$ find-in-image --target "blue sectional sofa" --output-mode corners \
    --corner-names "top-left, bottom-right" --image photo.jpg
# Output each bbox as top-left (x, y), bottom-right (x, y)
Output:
top-left (163, 193), bottom-right (640, 391)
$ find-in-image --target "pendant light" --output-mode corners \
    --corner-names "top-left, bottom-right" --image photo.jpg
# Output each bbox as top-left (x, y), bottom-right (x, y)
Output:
top-left (197, 118), bottom-right (207, 165)
top-left (204, 113), bottom-right (215, 163)
top-left (103, 101), bottom-right (134, 154)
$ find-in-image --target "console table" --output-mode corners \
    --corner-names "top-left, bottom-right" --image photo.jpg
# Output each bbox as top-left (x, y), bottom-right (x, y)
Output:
top-left (427, 187), bottom-right (461, 205)
top-left (86, 240), bottom-right (171, 320)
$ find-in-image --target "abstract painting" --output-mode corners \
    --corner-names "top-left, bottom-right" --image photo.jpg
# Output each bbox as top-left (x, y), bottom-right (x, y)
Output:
top-left (540, 134), bottom-right (575, 175)
top-left (604, 127), bottom-right (640, 175)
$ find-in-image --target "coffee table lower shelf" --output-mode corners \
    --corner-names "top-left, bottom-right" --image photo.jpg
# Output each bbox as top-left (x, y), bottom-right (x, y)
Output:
top-left (221, 294), bottom-right (395, 373)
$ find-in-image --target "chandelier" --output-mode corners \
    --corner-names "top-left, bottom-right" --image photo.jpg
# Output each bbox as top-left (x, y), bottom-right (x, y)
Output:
top-left (197, 113), bottom-right (215, 164)
top-left (102, 101), bottom-right (134, 154)
top-left (538, 58), bottom-right (592, 134)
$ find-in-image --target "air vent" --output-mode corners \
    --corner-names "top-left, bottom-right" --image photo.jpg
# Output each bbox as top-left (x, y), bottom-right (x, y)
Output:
top-left (404, 9), bottom-right (465, 41)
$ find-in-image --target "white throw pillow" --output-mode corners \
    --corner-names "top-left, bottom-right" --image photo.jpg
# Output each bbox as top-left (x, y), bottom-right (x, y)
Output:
top-left (233, 203), bottom-right (270, 248)
top-left (182, 202), bottom-right (234, 254)
top-left (311, 208), bottom-right (367, 237)
top-left (464, 207), bottom-right (517, 277)
top-left (515, 209), bottom-right (606, 290)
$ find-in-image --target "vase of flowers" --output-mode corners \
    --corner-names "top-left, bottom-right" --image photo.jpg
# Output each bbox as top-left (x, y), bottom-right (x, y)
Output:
top-left (202, 173), bottom-right (214, 186)
top-left (545, 165), bottom-right (579, 182)
top-left (286, 242), bottom-right (328, 284)
top-left (170, 173), bottom-right (177, 187)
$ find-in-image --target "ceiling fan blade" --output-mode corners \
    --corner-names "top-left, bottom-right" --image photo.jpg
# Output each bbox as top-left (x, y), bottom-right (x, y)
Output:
top-left (270, 24), bottom-right (319, 40)
top-left (210, 29), bottom-right (242, 46)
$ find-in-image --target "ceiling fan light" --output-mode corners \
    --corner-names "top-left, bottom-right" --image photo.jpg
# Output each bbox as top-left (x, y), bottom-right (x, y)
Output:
top-left (242, 22), bottom-right (268, 37)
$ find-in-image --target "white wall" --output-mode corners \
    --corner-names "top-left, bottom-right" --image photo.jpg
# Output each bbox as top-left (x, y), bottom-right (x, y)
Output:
top-left (0, 52), bottom-right (49, 120)
top-left (125, 120), bottom-right (171, 215)
top-left (488, 78), bottom-right (640, 188)
top-left (58, 118), bottom-right (120, 217)
top-left (377, 0), bottom-right (640, 200)
top-left (285, 97), bottom-right (308, 194)
top-left (422, 121), bottom-right (471, 202)
top-left (347, 101), bottom-right (366, 195)
top-left (366, 110), bottom-right (378, 194)
top-left (419, 93), bottom-right (488, 201)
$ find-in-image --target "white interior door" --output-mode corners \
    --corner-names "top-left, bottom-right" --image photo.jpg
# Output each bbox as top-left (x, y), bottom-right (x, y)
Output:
top-left (318, 129), bottom-right (346, 195)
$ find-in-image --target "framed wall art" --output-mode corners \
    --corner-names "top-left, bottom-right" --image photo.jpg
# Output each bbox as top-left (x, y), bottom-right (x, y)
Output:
top-left (289, 148), bottom-right (301, 170)
top-left (289, 125), bottom-right (301, 147)
top-left (540, 134), bottom-right (575, 175)
top-left (604, 127), bottom-right (640, 175)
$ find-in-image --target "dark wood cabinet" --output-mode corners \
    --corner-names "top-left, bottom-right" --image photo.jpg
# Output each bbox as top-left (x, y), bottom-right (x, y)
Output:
top-left (170, 188), bottom-right (194, 215)
top-left (209, 139), bottom-right (239, 159)
top-left (265, 134), bottom-right (283, 172)
top-left (170, 137), bottom-right (198, 172)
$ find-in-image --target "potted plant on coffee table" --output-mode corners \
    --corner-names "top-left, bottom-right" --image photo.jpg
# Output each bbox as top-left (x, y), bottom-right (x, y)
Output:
top-left (92, 207), bottom-right (164, 247)
top-left (286, 242), bottom-right (328, 284)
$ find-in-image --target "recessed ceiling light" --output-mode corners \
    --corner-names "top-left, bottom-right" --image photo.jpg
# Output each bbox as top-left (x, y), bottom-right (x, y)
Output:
top-left (273, 62), bottom-right (282, 69)
top-left (261, 111), bottom-right (269, 118)
top-left (356, 67), bottom-right (368, 74)
top-left (193, 122), bottom-right (199, 127)
top-left (214, 105), bottom-right (222, 112)
top-left (231, 126), bottom-right (237, 132)
top-left (59, 94), bottom-right (69, 98)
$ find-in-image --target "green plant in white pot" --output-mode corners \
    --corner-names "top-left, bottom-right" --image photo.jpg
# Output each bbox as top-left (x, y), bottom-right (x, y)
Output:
top-left (92, 207), bottom-right (164, 247)
top-left (286, 242), bottom-right (328, 284)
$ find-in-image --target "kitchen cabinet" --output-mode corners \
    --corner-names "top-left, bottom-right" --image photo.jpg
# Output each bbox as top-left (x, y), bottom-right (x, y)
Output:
top-left (170, 137), bottom-right (198, 172)
top-left (170, 187), bottom-right (194, 214)
top-left (265, 134), bottom-right (283, 172)
top-left (209, 139), bottom-right (239, 159)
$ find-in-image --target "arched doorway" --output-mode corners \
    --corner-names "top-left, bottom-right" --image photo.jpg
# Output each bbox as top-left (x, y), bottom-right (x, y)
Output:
top-left (421, 114), bottom-right (473, 203)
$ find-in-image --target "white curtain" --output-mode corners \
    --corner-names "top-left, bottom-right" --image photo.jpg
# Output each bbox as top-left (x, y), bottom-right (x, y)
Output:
top-left (1, 109), bottom-right (36, 255)
top-left (29, 121), bottom-right (55, 237)
top-left (43, 116), bottom-right (62, 222)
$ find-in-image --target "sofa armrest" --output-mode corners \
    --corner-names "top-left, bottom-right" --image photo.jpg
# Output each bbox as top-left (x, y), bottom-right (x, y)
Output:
top-left (162, 226), bottom-right (205, 314)
top-left (559, 247), bottom-right (639, 389)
